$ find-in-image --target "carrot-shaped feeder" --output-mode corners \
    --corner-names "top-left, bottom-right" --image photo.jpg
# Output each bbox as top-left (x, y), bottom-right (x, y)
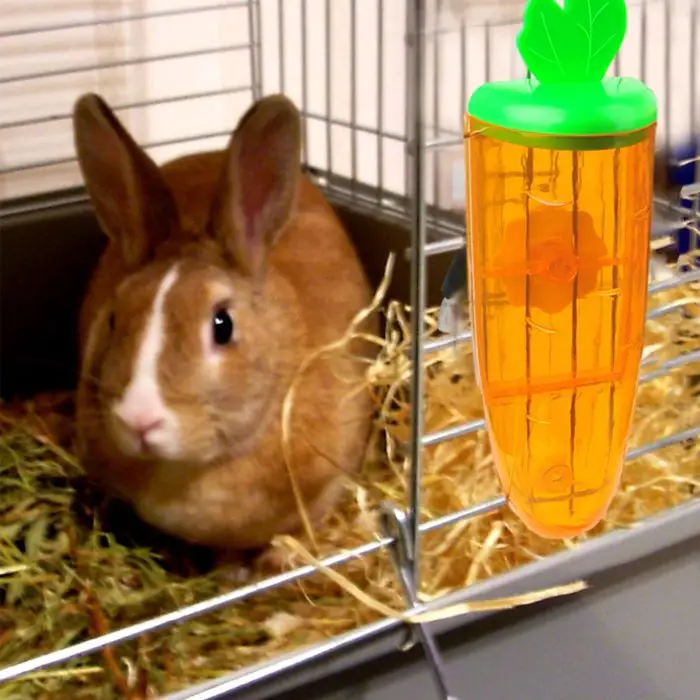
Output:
top-left (464, 0), bottom-right (657, 539)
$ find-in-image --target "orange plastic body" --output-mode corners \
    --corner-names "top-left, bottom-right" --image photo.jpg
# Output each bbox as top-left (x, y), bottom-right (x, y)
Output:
top-left (465, 117), bottom-right (656, 539)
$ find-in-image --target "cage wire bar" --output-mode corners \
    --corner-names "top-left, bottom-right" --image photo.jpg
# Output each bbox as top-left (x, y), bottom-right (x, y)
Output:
top-left (0, 1), bottom-right (260, 202)
top-left (0, 0), bottom-right (699, 697)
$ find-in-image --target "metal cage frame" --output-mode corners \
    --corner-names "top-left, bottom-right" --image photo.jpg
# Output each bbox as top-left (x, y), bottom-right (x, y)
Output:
top-left (1, 1), bottom-right (699, 698)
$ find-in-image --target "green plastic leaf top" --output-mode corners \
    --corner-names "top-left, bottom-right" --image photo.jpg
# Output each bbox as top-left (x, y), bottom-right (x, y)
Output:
top-left (516, 0), bottom-right (627, 83)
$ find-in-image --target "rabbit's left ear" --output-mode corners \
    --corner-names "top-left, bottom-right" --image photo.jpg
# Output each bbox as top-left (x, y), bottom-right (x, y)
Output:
top-left (209, 94), bottom-right (302, 280)
top-left (73, 93), bottom-right (179, 270)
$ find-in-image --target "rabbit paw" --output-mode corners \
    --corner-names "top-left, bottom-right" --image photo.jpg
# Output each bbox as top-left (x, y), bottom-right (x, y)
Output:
top-left (253, 546), bottom-right (292, 576)
top-left (215, 551), bottom-right (253, 586)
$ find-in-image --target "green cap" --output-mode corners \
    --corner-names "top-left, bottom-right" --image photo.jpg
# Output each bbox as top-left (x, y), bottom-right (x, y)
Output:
top-left (467, 0), bottom-right (657, 137)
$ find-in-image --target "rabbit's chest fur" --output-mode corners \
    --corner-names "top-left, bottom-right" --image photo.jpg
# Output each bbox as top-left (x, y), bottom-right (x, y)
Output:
top-left (131, 385), bottom-right (363, 550)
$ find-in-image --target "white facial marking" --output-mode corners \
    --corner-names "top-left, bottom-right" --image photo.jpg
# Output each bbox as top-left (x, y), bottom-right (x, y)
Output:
top-left (112, 264), bottom-right (181, 458)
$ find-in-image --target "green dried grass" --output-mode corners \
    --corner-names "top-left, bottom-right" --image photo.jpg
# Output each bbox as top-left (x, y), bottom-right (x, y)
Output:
top-left (0, 400), bottom-right (372, 699)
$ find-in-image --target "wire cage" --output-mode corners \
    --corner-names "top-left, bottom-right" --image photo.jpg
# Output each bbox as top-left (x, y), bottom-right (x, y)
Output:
top-left (1, 0), bottom-right (699, 698)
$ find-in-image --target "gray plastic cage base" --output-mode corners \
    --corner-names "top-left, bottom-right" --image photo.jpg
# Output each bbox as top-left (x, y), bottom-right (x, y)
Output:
top-left (168, 498), bottom-right (700, 700)
top-left (280, 537), bottom-right (700, 700)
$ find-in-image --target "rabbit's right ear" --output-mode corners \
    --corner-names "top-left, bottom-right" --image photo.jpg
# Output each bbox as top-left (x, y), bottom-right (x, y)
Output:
top-left (73, 93), bottom-right (179, 270)
top-left (209, 94), bottom-right (302, 281)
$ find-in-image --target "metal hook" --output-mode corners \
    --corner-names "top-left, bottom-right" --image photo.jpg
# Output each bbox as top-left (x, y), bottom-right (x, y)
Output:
top-left (379, 502), bottom-right (463, 700)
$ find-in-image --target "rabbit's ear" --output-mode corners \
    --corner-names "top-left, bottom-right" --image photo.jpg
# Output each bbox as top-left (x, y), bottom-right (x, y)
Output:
top-left (73, 93), bottom-right (179, 270)
top-left (210, 94), bottom-right (302, 280)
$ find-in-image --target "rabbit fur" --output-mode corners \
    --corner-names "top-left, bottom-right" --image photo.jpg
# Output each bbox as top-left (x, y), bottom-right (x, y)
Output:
top-left (73, 93), bottom-right (377, 563)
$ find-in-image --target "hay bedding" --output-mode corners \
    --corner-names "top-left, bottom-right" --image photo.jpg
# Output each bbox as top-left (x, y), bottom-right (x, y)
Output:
top-left (0, 276), bottom-right (698, 699)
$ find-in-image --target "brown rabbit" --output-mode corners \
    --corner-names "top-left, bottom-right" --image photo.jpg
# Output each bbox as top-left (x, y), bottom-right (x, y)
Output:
top-left (73, 92), bottom-right (377, 564)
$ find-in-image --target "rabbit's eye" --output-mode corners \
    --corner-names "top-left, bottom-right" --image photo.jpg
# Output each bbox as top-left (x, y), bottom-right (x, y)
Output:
top-left (108, 312), bottom-right (116, 331)
top-left (213, 308), bottom-right (234, 346)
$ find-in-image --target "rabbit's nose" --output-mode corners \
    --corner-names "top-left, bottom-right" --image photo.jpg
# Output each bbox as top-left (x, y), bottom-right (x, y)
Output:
top-left (113, 380), bottom-right (171, 451)
top-left (118, 412), bottom-right (166, 446)
top-left (131, 417), bottom-right (165, 439)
